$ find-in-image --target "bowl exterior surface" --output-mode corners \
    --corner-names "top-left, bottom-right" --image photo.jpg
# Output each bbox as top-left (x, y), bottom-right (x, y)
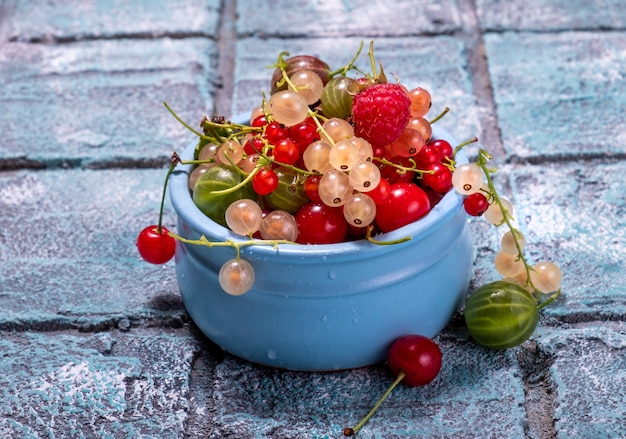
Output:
top-left (170, 125), bottom-right (474, 371)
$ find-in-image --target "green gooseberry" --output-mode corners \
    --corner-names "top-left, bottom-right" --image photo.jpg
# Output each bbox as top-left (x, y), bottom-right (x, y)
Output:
top-left (464, 280), bottom-right (539, 349)
top-left (320, 76), bottom-right (359, 120)
top-left (192, 165), bottom-right (256, 227)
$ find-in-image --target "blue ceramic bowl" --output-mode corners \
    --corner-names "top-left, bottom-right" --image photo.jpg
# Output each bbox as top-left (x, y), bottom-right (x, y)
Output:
top-left (170, 122), bottom-right (474, 371)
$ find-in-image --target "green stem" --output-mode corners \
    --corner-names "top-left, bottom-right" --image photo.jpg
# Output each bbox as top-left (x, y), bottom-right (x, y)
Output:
top-left (168, 232), bottom-right (295, 250)
top-left (163, 102), bottom-right (209, 139)
top-left (477, 149), bottom-right (538, 297)
top-left (428, 107), bottom-right (449, 125)
top-left (157, 153), bottom-right (180, 233)
top-left (344, 371), bottom-right (406, 436)
top-left (365, 226), bottom-right (411, 245)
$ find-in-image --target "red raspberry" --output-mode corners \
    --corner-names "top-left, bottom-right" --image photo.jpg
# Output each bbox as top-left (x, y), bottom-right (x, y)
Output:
top-left (351, 83), bottom-right (411, 147)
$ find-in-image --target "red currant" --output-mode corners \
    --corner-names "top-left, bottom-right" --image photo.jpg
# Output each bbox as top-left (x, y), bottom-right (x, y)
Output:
top-left (421, 163), bottom-right (453, 194)
top-left (136, 225), bottom-right (176, 264)
top-left (464, 192), bottom-right (490, 216)
top-left (251, 114), bottom-right (267, 127)
top-left (252, 167), bottom-right (279, 195)
top-left (273, 138), bottom-right (300, 165)
top-left (303, 174), bottom-right (322, 202)
top-left (288, 119), bottom-right (320, 153)
top-left (429, 139), bottom-right (454, 162)
top-left (388, 334), bottom-right (442, 386)
top-left (414, 144), bottom-right (442, 168)
top-left (264, 121), bottom-right (288, 144)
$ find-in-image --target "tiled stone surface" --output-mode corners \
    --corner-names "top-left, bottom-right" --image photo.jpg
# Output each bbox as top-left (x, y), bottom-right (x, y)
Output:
top-left (476, 0), bottom-right (626, 31)
top-left (485, 31), bottom-right (626, 161)
top-left (1, 0), bottom-right (625, 437)
top-left (0, 329), bottom-right (202, 438)
top-left (537, 323), bottom-right (626, 438)
top-left (0, 168), bottom-right (181, 329)
top-left (0, 38), bottom-right (215, 167)
top-left (235, 0), bottom-right (462, 38)
top-left (1, 0), bottom-right (221, 42)
top-left (208, 332), bottom-right (528, 438)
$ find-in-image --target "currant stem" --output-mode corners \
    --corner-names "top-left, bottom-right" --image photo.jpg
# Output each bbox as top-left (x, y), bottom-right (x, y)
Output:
top-left (344, 370), bottom-right (407, 436)
top-left (476, 149), bottom-right (538, 297)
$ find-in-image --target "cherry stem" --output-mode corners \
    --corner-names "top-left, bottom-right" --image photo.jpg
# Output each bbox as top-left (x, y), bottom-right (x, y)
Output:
top-left (157, 153), bottom-right (180, 233)
top-left (365, 226), bottom-right (411, 245)
top-left (343, 370), bottom-right (406, 436)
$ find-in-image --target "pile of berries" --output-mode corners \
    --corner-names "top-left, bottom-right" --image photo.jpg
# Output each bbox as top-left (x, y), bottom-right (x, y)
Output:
top-left (137, 41), bottom-right (562, 336)
top-left (187, 53), bottom-right (463, 249)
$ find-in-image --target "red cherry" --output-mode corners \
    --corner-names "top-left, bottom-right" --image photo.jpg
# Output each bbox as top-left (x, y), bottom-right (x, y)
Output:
top-left (343, 334), bottom-right (442, 436)
top-left (366, 178), bottom-right (391, 204)
top-left (388, 334), bottom-right (442, 387)
top-left (464, 192), bottom-right (489, 216)
top-left (375, 182), bottom-right (430, 233)
top-left (294, 202), bottom-right (348, 244)
top-left (136, 225), bottom-right (176, 264)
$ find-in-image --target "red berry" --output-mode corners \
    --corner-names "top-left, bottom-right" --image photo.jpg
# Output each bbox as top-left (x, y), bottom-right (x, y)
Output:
top-left (375, 182), bottom-right (430, 233)
top-left (421, 163), bottom-right (453, 194)
top-left (351, 83), bottom-right (411, 147)
top-left (252, 167), bottom-right (279, 195)
top-left (388, 335), bottom-right (442, 387)
top-left (303, 174), bottom-right (322, 202)
top-left (136, 225), bottom-right (176, 264)
top-left (264, 121), bottom-right (288, 144)
top-left (464, 192), bottom-right (489, 216)
top-left (289, 119), bottom-right (320, 153)
top-left (294, 202), bottom-right (348, 244)
top-left (429, 139), bottom-right (454, 162)
top-left (366, 178), bottom-right (391, 204)
top-left (273, 138), bottom-right (300, 165)
top-left (251, 115), bottom-right (267, 127)
top-left (414, 144), bottom-right (442, 169)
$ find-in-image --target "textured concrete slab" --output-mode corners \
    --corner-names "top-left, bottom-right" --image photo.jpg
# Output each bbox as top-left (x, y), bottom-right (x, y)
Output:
top-left (207, 330), bottom-right (527, 438)
top-left (0, 38), bottom-right (214, 168)
top-left (536, 323), bottom-right (626, 438)
top-left (232, 36), bottom-right (481, 142)
top-left (0, 329), bottom-right (202, 438)
top-left (476, 0), bottom-right (626, 31)
top-left (1, 0), bottom-right (221, 42)
top-left (0, 168), bottom-right (182, 329)
top-left (485, 31), bottom-right (626, 161)
top-left (509, 161), bottom-right (626, 321)
top-left (235, 0), bottom-right (461, 38)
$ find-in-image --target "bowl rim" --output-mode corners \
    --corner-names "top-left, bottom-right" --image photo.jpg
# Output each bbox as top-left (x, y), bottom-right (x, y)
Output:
top-left (169, 117), bottom-right (468, 257)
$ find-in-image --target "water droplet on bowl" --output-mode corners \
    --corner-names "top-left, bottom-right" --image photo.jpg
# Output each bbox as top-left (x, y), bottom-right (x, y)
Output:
top-left (328, 269), bottom-right (338, 279)
top-left (266, 349), bottom-right (277, 360)
top-left (321, 315), bottom-right (328, 322)
top-left (352, 318), bottom-right (359, 326)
